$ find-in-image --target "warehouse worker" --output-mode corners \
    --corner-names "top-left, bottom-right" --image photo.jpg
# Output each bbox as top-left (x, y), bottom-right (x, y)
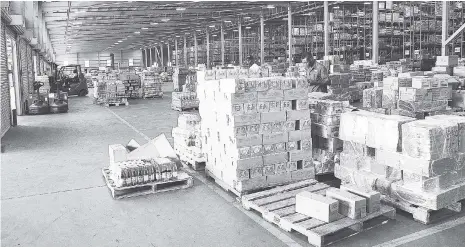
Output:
top-left (301, 52), bottom-right (330, 92)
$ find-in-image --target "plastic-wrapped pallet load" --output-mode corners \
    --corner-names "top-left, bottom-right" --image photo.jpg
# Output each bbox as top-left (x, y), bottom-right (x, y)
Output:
top-left (141, 71), bottom-right (163, 98)
top-left (172, 112), bottom-right (205, 167)
top-left (197, 69), bottom-right (314, 193)
top-left (336, 111), bottom-right (465, 217)
top-left (309, 98), bottom-right (344, 174)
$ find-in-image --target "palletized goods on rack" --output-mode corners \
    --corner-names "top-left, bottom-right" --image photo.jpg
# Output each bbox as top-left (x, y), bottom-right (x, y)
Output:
top-left (335, 111), bottom-right (465, 224)
top-left (141, 71), bottom-right (163, 98)
top-left (173, 67), bottom-right (189, 92)
top-left (197, 69), bottom-right (314, 195)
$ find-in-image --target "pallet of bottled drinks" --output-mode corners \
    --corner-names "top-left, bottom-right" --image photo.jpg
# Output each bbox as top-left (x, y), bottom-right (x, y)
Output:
top-left (102, 158), bottom-right (193, 199)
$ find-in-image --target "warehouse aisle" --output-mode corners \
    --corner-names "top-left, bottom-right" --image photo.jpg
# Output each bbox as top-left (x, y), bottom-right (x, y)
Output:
top-left (2, 95), bottom-right (465, 247)
top-left (1, 96), bottom-right (286, 247)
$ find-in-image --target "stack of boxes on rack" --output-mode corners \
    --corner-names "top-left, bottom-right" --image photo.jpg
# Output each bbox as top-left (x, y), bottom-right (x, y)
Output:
top-left (120, 73), bottom-right (141, 99)
top-left (362, 71), bottom-right (384, 108)
top-left (172, 112), bottom-right (205, 168)
top-left (335, 111), bottom-right (465, 215)
top-left (141, 71), bottom-right (163, 98)
top-left (197, 68), bottom-right (316, 193)
top-left (309, 96), bottom-right (345, 175)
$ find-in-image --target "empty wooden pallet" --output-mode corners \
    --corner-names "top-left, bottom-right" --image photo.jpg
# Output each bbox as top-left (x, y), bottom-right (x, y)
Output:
top-left (102, 168), bottom-right (193, 199)
top-left (382, 196), bottom-right (462, 225)
top-left (242, 180), bottom-right (396, 247)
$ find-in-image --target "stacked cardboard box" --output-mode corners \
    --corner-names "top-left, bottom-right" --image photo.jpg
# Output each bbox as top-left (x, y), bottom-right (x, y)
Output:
top-left (172, 112), bottom-right (204, 163)
top-left (97, 74), bottom-right (128, 104)
top-left (197, 71), bottom-right (314, 193)
top-left (309, 99), bottom-right (344, 174)
top-left (336, 111), bottom-right (465, 211)
top-left (141, 71), bottom-right (163, 98)
top-left (363, 88), bottom-right (383, 108)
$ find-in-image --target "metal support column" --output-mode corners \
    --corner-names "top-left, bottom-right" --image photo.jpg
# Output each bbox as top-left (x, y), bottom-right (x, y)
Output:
top-left (324, 1), bottom-right (329, 56)
top-left (148, 48), bottom-right (152, 67)
top-left (442, 1), bottom-right (449, 55)
top-left (373, 1), bottom-right (379, 63)
top-left (160, 44), bottom-right (164, 67)
top-left (260, 15), bottom-right (265, 65)
top-left (288, 4), bottom-right (293, 66)
top-left (167, 42), bottom-right (171, 66)
top-left (206, 28), bottom-right (210, 68)
top-left (221, 25), bottom-right (225, 66)
top-left (175, 39), bottom-right (179, 67)
top-left (183, 36), bottom-right (188, 67)
top-left (238, 20), bottom-right (243, 66)
top-left (194, 32), bottom-right (198, 67)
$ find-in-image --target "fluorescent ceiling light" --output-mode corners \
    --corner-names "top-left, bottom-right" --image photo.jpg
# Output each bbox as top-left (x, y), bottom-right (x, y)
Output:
top-left (151, 22), bottom-right (158, 25)
top-left (118, 40), bottom-right (123, 43)
top-left (233, 30), bottom-right (238, 32)
top-left (142, 27), bottom-right (148, 30)
top-left (333, 6), bottom-right (340, 9)
top-left (243, 16), bottom-right (251, 19)
top-left (176, 35), bottom-right (180, 37)
top-left (114, 43), bottom-right (118, 44)
top-left (134, 31), bottom-right (140, 34)
top-left (212, 34), bottom-right (217, 37)
top-left (364, 2), bottom-right (371, 5)
top-left (224, 20), bottom-right (231, 23)
top-left (266, 5), bottom-right (275, 9)
top-left (245, 26), bottom-right (251, 29)
top-left (161, 18), bottom-right (170, 22)
top-left (176, 7), bottom-right (186, 11)
top-left (209, 25), bottom-right (215, 28)
top-left (196, 29), bottom-right (201, 32)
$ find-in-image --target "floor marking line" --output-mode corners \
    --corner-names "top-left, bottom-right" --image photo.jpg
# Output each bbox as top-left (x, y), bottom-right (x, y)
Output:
top-left (372, 216), bottom-right (465, 247)
top-left (109, 109), bottom-right (303, 247)
top-left (1, 185), bottom-right (106, 201)
top-left (106, 108), bottom-right (151, 141)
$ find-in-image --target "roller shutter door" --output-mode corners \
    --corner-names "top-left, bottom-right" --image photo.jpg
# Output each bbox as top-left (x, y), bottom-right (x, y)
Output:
top-left (19, 39), bottom-right (29, 105)
top-left (1, 22), bottom-right (11, 136)
top-left (26, 45), bottom-right (33, 94)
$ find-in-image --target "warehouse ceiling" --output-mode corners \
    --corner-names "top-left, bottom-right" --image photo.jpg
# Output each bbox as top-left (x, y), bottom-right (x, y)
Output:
top-left (42, 1), bottom-right (330, 54)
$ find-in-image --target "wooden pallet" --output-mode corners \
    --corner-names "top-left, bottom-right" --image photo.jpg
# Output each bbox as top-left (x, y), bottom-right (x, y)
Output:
top-left (102, 168), bottom-right (193, 199)
top-left (382, 196), bottom-right (462, 225)
top-left (181, 159), bottom-right (206, 171)
top-left (171, 105), bottom-right (199, 112)
top-left (104, 101), bottom-right (129, 107)
top-left (205, 169), bottom-right (243, 197)
top-left (242, 180), bottom-right (396, 247)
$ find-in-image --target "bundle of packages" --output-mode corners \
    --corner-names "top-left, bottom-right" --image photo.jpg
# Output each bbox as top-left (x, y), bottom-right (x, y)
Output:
top-left (328, 73), bottom-right (353, 101)
top-left (109, 158), bottom-right (178, 188)
top-left (363, 88), bottom-right (383, 108)
top-left (98, 74), bottom-right (127, 104)
top-left (171, 92), bottom-right (199, 110)
top-left (120, 73), bottom-right (141, 99)
top-left (432, 56), bottom-right (459, 76)
top-left (172, 112), bottom-right (204, 163)
top-left (141, 71), bottom-right (163, 98)
top-left (197, 72), bottom-right (314, 193)
top-left (397, 76), bottom-right (451, 116)
top-left (336, 111), bottom-right (465, 214)
top-left (309, 99), bottom-right (344, 174)
top-left (35, 75), bottom-right (51, 94)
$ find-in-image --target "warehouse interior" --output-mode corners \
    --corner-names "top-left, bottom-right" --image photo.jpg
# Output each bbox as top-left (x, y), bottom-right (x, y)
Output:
top-left (1, 1), bottom-right (465, 247)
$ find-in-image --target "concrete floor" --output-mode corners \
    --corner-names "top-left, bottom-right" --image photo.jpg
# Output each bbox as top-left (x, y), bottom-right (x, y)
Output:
top-left (2, 94), bottom-right (465, 247)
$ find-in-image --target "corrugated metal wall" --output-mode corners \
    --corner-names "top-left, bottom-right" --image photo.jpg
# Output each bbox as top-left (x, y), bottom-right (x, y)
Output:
top-left (55, 50), bottom-right (143, 68)
top-left (1, 22), bottom-right (11, 137)
top-left (26, 45), bottom-right (34, 94)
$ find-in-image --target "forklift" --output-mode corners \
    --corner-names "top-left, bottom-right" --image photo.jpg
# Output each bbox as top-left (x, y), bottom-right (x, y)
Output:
top-left (52, 64), bottom-right (88, 96)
